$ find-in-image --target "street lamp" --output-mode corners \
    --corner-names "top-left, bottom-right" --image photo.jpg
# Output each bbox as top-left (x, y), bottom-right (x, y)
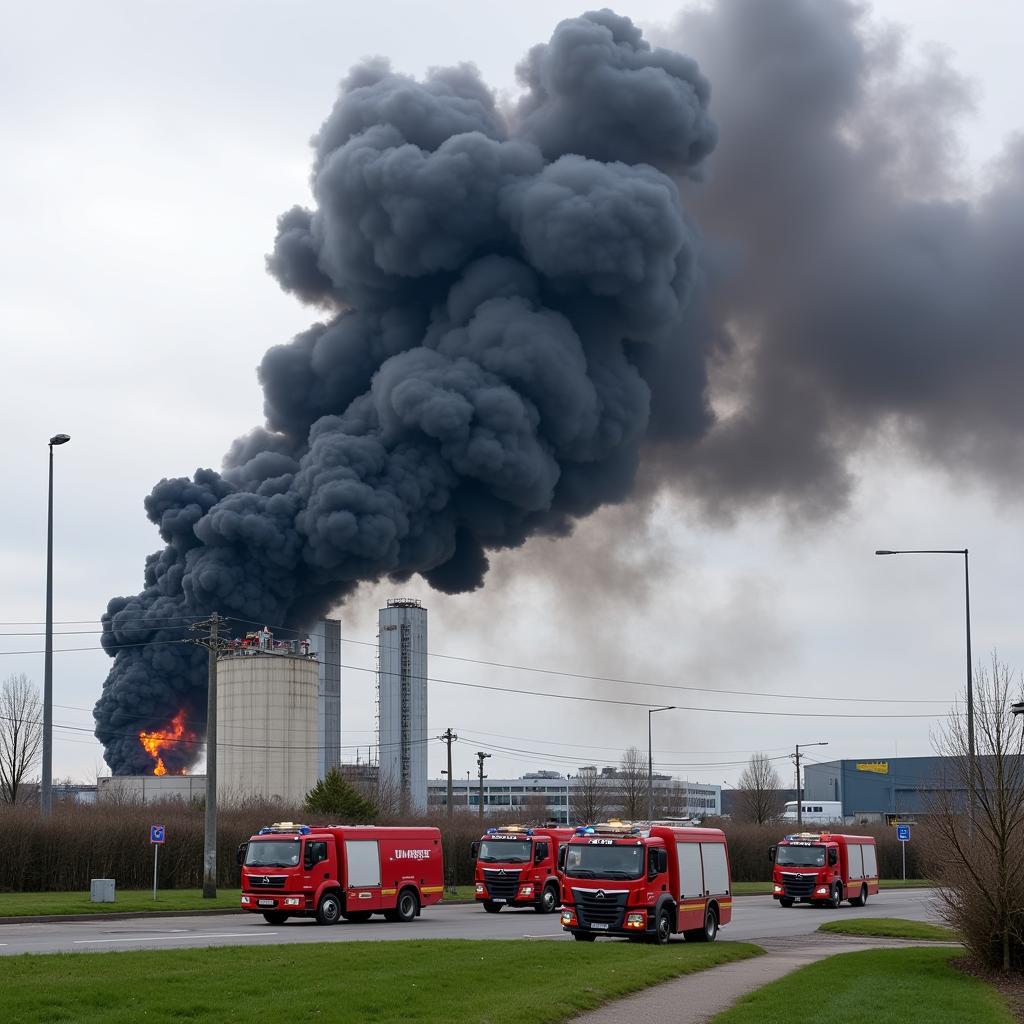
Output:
top-left (1011, 702), bottom-right (1024, 717)
top-left (875, 549), bottom-right (974, 805)
top-left (648, 707), bottom-right (675, 820)
top-left (42, 433), bottom-right (71, 816)
top-left (794, 742), bottom-right (828, 828)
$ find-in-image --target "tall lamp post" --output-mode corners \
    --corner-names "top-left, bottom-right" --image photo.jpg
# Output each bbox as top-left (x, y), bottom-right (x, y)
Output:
top-left (875, 549), bottom-right (974, 807)
top-left (648, 707), bottom-right (675, 820)
top-left (42, 433), bottom-right (71, 816)
top-left (794, 742), bottom-right (828, 828)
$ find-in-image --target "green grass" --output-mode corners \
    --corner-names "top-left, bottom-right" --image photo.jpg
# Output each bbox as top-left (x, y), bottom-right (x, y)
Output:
top-left (444, 885), bottom-right (477, 901)
top-left (0, 939), bottom-right (763, 1023)
top-left (712, 947), bottom-right (1011, 1024)
top-left (819, 917), bottom-right (960, 942)
top-left (0, 889), bottom-right (242, 917)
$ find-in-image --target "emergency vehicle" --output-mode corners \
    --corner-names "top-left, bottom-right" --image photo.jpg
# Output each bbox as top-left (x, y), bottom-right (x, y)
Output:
top-left (559, 820), bottom-right (733, 944)
top-left (769, 832), bottom-right (879, 908)
top-left (470, 824), bottom-right (575, 913)
top-left (237, 822), bottom-right (444, 925)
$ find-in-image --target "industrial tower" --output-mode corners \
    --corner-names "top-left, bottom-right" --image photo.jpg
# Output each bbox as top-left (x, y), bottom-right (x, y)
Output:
top-left (377, 599), bottom-right (428, 811)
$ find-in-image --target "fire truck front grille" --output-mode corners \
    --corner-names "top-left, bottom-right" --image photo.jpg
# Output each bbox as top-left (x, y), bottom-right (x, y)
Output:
top-left (780, 874), bottom-right (816, 898)
top-left (483, 869), bottom-right (522, 901)
top-left (572, 888), bottom-right (627, 928)
top-left (248, 875), bottom-right (287, 889)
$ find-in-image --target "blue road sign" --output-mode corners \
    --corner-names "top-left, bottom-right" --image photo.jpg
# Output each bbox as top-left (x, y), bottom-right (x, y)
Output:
top-left (896, 824), bottom-right (910, 842)
top-left (150, 824), bottom-right (166, 844)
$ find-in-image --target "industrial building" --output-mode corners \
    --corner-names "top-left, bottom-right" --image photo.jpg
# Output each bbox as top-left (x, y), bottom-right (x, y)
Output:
top-left (427, 771), bottom-right (721, 822)
top-left (802, 756), bottom-right (967, 822)
top-left (216, 631), bottom-right (320, 806)
top-left (310, 618), bottom-right (342, 778)
top-left (377, 599), bottom-right (428, 812)
top-left (97, 774), bottom-right (206, 803)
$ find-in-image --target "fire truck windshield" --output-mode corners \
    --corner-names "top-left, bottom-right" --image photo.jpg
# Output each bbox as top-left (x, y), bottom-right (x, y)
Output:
top-left (564, 843), bottom-right (644, 879)
top-left (478, 839), bottom-right (531, 863)
top-left (245, 839), bottom-right (300, 867)
top-left (776, 845), bottom-right (826, 868)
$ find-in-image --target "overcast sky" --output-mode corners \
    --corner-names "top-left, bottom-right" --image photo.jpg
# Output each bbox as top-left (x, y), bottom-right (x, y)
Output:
top-left (2, 0), bottom-right (1022, 791)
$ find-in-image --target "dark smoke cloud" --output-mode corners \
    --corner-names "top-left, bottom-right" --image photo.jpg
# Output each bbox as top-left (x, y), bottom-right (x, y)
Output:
top-left (647, 0), bottom-right (1024, 518)
top-left (93, 9), bottom-right (717, 773)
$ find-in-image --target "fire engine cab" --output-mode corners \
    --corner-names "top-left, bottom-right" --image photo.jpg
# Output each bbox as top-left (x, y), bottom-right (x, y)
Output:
top-left (770, 832), bottom-right (879, 908)
top-left (470, 824), bottom-right (574, 913)
top-left (559, 820), bottom-right (733, 944)
top-left (238, 822), bottom-right (444, 925)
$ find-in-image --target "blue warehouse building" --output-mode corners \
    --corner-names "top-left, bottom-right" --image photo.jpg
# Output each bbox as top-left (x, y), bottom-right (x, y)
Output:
top-left (802, 757), bottom-right (967, 823)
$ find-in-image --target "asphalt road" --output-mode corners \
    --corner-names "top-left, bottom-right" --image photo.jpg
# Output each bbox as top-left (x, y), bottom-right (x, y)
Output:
top-left (0, 890), bottom-right (938, 956)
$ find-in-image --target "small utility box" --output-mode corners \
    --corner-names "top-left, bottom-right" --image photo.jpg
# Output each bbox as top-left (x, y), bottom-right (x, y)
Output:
top-left (90, 879), bottom-right (116, 903)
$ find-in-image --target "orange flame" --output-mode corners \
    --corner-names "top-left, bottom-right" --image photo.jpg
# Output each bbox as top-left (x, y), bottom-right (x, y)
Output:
top-left (139, 710), bottom-right (189, 776)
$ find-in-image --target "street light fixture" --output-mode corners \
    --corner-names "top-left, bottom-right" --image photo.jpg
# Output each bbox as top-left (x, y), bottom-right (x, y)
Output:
top-left (648, 707), bottom-right (675, 820)
top-left (794, 742), bottom-right (828, 829)
top-left (875, 548), bottom-right (974, 809)
top-left (42, 433), bottom-right (71, 817)
top-left (1011, 702), bottom-right (1024, 717)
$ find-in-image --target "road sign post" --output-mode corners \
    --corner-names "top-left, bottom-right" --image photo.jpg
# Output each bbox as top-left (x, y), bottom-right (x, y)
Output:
top-left (151, 824), bottom-right (166, 900)
top-left (896, 823), bottom-right (910, 880)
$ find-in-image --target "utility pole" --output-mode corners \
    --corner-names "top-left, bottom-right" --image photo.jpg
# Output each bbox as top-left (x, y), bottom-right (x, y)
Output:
top-left (438, 729), bottom-right (458, 818)
top-left (793, 742), bottom-right (828, 829)
top-left (476, 751), bottom-right (491, 821)
top-left (190, 613), bottom-right (225, 898)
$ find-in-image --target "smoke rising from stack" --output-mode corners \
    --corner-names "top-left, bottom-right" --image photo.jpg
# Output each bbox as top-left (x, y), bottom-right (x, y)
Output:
top-left (94, 10), bottom-right (718, 773)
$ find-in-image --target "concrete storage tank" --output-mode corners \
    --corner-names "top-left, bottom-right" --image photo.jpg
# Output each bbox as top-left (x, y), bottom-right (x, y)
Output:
top-left (217, 650), bottom-right (319, 806)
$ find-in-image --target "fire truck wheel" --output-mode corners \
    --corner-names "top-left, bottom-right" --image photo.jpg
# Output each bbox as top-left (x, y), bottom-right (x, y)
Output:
top-left (830, 885), bottom-right (843, 909)
top-left (849, 885), bottom-right (868, 907)
top-left (572, 931), bottom-right (597, 942)
top-left (778, 897), bottom-right (794, 908)
top-left (482, 901), bottom-right (503, 913)
top-left (535, 884), bottom-right (559, 914)
top-left (394, 888), bottom-right (419, 922)
top-left (342, 911), bottom-right (372, 922)
top-left (316, 892), bottom-right (342, 925)
top-left (262, 912), bottom-right (288, 925)
top-left (685, 907), bottom-right (718, 942)
top-left (653, 909), bottom-right (672, 945)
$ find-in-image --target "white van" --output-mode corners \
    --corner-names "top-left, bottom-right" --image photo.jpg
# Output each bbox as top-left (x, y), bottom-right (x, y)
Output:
top-left (781, 801), bottom-right (843, 824)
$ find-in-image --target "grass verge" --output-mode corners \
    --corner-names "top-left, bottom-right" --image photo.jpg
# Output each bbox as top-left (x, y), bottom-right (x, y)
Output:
top-left (819, 917), bottom-right (959, 942)
top-left (711, 947), bottom-right (1011, 1024)
top-left (0, 938), bottom-right (763, 1023)
top-left (0, 889), bottom-right (241, 917)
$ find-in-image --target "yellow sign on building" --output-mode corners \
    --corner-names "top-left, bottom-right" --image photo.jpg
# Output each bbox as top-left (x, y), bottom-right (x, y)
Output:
top-left (855, 761), bottom-right (889, 775)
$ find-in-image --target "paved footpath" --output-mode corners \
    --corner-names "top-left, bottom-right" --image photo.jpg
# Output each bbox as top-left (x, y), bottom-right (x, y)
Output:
top-left (571, 934), bottom-right (961, 1024)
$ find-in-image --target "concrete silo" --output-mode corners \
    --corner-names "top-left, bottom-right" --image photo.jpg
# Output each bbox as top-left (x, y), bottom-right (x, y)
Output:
top-left (217, 646), bottom-right (319, 806)
top-left (377, 598), bottom-right (428, 811)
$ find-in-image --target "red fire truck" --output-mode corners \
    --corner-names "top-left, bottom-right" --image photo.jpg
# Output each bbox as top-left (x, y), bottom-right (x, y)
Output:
top-left (238, 822), bottom-right (444, 925)
top-left (769, 832), bottom-right (879, 908)
top-left (471, 824), bottom-right (575, 913)
top-left (559, 821), bottom-right (733, 944)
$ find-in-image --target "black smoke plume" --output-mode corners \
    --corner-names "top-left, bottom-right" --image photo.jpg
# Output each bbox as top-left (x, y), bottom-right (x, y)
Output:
top-left (93, 10), bottom-right (718, 773)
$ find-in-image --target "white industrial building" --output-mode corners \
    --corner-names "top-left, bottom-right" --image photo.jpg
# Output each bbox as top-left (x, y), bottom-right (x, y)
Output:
top-left (216, 642), bottom-right (319, 806)
top-left (97, 774), bottom-right (206, 803)
top-left (377, 598), bottom-right (428, 812)
top-left (427, 771), bottom-right (721, 823)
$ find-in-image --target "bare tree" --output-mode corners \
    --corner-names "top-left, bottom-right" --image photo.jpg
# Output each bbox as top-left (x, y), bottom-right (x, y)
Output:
top-left (0, 674), bottom-right (43, 805)
top-left (922, 653), bottom-right (1024, 972)
top-left (614, 746), bottom-right (648, 820)
top-left (735, 752), bottom-right (785, 825)
top-left (570, 770), bottom-right (607, 825)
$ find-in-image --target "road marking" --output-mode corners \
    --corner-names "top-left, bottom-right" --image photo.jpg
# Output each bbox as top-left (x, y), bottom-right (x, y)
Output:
top-left (75, 932), bottom-right (276, 945)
